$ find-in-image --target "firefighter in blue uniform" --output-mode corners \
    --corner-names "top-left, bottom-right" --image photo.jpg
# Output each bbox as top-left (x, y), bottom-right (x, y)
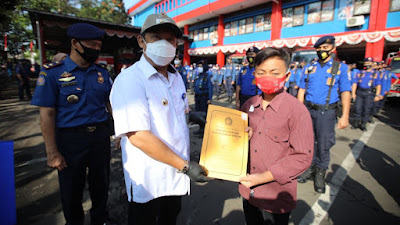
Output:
top-left (235, 47), bottom-right (262, 109)
top-left (351, 57), bottom-right (382, 131)
top-left (224, 57), bottom-right (235, 102)
top-left (287, 62), bottom-right (302, 97)
top-left (31, 23), bottom-right (113, 225)
top-left (211, 64), bottom-right (223, 100)
top-left (297, 36), bottom-right (352, 193)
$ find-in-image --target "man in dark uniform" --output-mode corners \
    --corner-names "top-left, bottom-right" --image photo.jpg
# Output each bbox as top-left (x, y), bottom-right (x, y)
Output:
top-left (31, 23), bottom-right (113, 225)
top-left (235, 47), bottom-right (262, 109)
top-left (194, 60), bottom-right (213, 113)
top-left (351, 57), bottom-right (382, 131)
top-left (297, 36), bottom-right (352, 193)
top-left (16, 59), bottom-right (33, 100)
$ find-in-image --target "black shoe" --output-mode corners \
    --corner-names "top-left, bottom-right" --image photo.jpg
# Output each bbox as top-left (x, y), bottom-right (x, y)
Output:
top-left (297, 166), bottom-right (314, 183)
top-left (351, 120), bottom-right (360, 129)
top-left (360, 122), bottom-right (367, 131)
top-left (314, 167), bottom-right (326, 193)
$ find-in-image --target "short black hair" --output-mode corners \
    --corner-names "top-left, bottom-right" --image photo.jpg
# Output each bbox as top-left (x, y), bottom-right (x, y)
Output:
top-left (254, 47), bottom-right (290, 69)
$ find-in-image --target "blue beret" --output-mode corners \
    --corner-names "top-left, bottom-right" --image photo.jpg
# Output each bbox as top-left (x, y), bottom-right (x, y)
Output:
top-left (314, 36), bottom-right (335, 48)
top-left (67, 23), bottom-right (105, 40)
top-left (246, 47), bottom-right (260, 54)
top-left (364, 57), bottom-right (374, 62)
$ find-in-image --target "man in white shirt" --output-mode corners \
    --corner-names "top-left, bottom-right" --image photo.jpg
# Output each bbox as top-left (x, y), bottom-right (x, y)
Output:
top-left (110, 13), bottom-right (209, 225)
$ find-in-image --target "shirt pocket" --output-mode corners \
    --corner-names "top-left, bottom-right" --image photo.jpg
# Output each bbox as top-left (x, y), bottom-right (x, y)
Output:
top-left (93, 83), bottom-right (110, 102)
top-left (265, 128), bottom-right (289, 144)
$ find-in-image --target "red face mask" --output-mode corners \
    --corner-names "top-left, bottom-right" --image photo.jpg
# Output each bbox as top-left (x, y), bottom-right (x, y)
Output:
top-left (255, 75), bottom-right (287, 94)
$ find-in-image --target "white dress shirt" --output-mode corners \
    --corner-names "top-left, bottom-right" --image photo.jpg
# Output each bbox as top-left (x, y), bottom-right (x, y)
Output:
top-left (110, 55), bottom-right (190, 203)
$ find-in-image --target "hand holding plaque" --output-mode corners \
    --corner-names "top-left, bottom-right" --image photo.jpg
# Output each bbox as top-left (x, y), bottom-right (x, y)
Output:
top-left (199, 105), bottom-right (248, 182)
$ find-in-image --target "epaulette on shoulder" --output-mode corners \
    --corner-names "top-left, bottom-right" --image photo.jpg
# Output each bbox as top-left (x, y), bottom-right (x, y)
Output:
top-left (43, 61), bottom-right (63, 69)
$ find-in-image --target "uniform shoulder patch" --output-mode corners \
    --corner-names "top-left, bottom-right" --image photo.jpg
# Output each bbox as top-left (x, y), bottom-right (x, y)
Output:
top-left (43, 61), bottom-right (63, 69)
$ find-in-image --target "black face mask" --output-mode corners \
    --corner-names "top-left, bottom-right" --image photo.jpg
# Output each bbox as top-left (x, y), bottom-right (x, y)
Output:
top-left (365, 65), bottom-right (372, 70)
top-left (247, 56), bottom-right (255, 64)
top-left (316, 50), bottom-right (331, 61)
top-left (290, 65), bottom-right (295, 69)
top-left (75, 41), bottom-right (100, 64)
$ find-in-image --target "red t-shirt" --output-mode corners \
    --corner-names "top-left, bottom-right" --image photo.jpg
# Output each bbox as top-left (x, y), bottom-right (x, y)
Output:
top-left (239, 91), bottom-right (314, 213)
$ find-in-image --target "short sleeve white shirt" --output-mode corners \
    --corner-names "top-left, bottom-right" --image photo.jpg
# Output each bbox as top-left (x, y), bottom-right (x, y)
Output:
top-left (110, 55), bottom-right (190, 203)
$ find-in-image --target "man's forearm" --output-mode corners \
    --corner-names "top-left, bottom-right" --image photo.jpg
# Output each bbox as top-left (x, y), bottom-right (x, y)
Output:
top-left (235, 86), bottom-right (241, 101)
top-left (127, 130), bottom-right (186, 170)
top-left (341, 91), bottom-right (351, 118)
top-left (351, 83), bottom-right (357, 96)
top-left (376, 85), bottom-right (381, 96)
top-left (297, 88), bottom-right (305, 103)
top-left (39, 107), bottom-right (58, 153)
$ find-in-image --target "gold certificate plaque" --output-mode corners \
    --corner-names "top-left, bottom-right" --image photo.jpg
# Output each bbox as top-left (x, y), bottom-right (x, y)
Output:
top-left (199, 105), bottom-right (248, 182)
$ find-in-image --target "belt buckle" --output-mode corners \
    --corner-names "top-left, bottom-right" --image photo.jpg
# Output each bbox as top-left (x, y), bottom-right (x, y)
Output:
top-left (87, 126), bottom-right (96, 132)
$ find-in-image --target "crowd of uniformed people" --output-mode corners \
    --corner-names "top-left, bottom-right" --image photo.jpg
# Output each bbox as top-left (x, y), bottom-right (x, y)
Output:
top-left (28, 11), bottom-right (400, 225)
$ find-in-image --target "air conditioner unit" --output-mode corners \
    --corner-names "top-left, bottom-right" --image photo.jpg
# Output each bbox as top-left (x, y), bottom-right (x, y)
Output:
top-left (346, 16), bottom-right (365, 27)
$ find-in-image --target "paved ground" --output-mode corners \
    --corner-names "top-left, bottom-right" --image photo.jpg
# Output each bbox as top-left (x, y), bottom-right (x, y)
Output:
top-left (2, 80), bottom-right (400, 225)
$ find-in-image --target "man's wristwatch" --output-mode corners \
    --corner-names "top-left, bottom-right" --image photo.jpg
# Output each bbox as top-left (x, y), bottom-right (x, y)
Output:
top-left (177, 160), bottom-right (189, 174)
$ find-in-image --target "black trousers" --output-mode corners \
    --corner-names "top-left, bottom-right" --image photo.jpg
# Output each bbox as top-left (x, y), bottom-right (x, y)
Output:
top-left (243, 198), bottom-right (291, 225)
top-left (18, 78), bottom-right (31, 100)
top-left (239, 94), bottom-right (255, 108)
top-left (195, 94), bottom-right (209, 112)
top-left (128, 196), bottom-right (182, 225)
top-left (56, 125), bottom-right (111, 225)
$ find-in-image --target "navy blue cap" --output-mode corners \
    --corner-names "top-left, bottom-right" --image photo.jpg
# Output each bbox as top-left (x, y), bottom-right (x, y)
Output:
top-left (364, 57), bottom-right (374, 62)
top-left (314, 36), bottom-right (335, 48)
top-left (246, 47), bottom-right (259, 54)
top-left (67, 23), bottom-right (105, 40)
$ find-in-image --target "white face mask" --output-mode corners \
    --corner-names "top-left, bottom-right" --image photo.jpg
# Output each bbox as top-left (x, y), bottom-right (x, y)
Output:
top-left (143, 39), bottom-right (176, 66)
top-left (197, 67), bottom-right (204, 73)
top-left (174, 60), bottom-right (181, 65)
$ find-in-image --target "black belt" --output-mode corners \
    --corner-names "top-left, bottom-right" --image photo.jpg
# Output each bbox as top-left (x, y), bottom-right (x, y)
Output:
top-left (58, 121), bottom-right (108, 133)
top-left (306, 102), bottom-right (338, 110)
top-left (358, 87), bottom-right (376, 92)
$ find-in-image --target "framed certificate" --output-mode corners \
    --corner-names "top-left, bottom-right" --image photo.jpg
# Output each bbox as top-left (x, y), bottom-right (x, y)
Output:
top-left (199, 105), bottom-right (249, 182)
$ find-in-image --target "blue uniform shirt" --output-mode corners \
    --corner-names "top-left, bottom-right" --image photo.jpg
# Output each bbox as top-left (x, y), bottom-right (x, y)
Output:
top-left (31, 56), bottom-right (112, 128)
top-left (224, 64), bottom-right (235, 80)
top-left (351, 68), bottom-right (360, 84)
top-left (352, 69), bottom-right (382, 89)
top-left (194, 72), bottom-right (213, 100)
top-left (299, 59), bottom-right (351, 105)
top-left (212, 69), bottom-right (223, 84)
top-left (237, 66), bottom-right (262, 96)
top-left (382, 70), bottom-right (398, 93)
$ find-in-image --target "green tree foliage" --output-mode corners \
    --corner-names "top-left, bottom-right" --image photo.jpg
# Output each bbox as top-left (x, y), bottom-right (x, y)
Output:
top-left (1, 0), bottom-right (130, 58)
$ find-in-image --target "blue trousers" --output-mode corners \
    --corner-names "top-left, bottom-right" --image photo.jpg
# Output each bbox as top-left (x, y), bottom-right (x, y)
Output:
top-left (308, 108), bottom-right (337, 170)
top-left (354, 89), bottom-right (374, 122)
top-left (213, 82), bottom-right (220, 97)
top-left (56, 124), bottom-right (111, 225)
top-left (224, 77), bottom-right (233, 97)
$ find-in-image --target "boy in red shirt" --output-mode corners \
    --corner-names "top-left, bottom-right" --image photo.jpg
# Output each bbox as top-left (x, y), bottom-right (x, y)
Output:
top-left (239, 47), bottom-right (314, 225)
